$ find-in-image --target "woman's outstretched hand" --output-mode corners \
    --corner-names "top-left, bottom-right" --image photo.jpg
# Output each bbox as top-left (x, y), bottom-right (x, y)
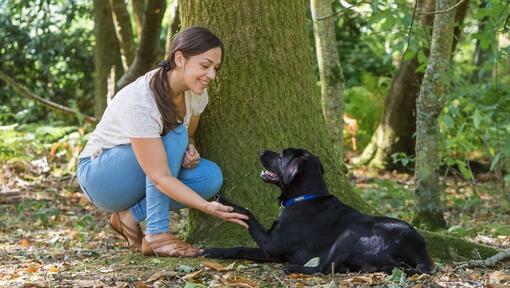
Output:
top-left (203, 201), bottom-right (249, 228)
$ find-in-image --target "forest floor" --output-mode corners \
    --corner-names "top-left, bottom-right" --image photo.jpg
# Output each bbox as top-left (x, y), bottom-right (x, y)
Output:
top-left (1, 151), bottom-right (510, 287)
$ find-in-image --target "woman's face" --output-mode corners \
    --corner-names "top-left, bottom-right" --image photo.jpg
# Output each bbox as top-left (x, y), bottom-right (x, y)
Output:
top-left (182, 47), bottom-right (222, 95)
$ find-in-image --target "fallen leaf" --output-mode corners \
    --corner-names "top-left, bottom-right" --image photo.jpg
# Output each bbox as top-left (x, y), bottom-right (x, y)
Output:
top-left (288, 273), bottom-right (310, 279)
top-left (135, 280), bottom-right (148, 288)
top-left (72, 279), bottom-right (105, 287)
top-left (221, 275), bottom-right (258, 288)
top-left (182, 269), bottom-right (203, 280)
top-left (25, 265), bottom-right (41, 273)
top-left (147, 271), bottom-right (164, 282)
top-left (48, 266), bottom-right (59, 273)
top-left (202, 261), bottom-right (236, 271)
top-left (22, 281), bottom-right (48, 288)
top-left (488, 271), bottom-right (510, 284)
top-left (21, 238), bottom-right (30, 248)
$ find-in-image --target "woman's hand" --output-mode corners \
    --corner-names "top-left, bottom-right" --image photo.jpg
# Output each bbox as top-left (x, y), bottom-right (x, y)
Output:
top-left (182, 144), bottom-right (200, 168)
top-left (203, 201), bottom-right (250, 228)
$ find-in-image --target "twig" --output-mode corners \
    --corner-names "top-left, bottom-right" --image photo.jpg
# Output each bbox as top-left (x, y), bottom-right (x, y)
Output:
top-left (401, 0), bottom-right (419, 61)
top-left (419, 0), bottom-right (469, 15)
top-left (316, 1), bottom-right (368, 21)
top-left (456, 248), bottom-right (510, 268)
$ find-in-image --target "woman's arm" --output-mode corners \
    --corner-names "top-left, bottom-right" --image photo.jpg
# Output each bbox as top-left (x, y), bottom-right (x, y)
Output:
top-left (188, 115), bottom-right (200, 145)
top-left (130, 138), bottom-right (248, 227)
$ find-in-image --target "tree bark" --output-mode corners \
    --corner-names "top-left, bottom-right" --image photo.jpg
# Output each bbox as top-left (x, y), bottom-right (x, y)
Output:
top-left (413, 0), bottom-right (457, 229)
top-left (180, 0), bottom-right (499, 261)
top-left (116, 0), bottom-right (166, 90)
top-left (310, 0), bottom-right (345, 163)
top-left (109, 0), bottom-right (136, 71)
top-left (165, 0), bottom-right (180, 55)
top-left (131, 0), bottom-right (145, 38)
top-left (0, 70), bottom-right (96, 124)
top-left (93, 0), bottom-right (118, 119)
top-left (355, 0), bottom-right (435, 169)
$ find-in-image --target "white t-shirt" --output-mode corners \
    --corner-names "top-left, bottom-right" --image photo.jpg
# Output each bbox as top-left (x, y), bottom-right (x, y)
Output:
top-left (79, 69), bottom-right (208, 159)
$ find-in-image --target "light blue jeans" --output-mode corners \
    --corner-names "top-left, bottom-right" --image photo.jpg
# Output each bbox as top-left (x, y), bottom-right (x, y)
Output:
top-left (76, 125), bottom-right (222, 234)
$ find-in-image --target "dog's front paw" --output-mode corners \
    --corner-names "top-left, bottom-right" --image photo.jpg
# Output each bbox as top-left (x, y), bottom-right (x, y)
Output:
top-left (216, 194), bottom-right (250, 214)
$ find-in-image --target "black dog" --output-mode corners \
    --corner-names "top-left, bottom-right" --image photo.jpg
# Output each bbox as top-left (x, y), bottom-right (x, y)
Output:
top-left (203, 148), bottom-right (432, 275)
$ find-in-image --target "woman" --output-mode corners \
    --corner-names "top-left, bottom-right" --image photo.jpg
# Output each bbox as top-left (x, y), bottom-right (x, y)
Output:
top-left (77, 27), bottom-right (248, 257)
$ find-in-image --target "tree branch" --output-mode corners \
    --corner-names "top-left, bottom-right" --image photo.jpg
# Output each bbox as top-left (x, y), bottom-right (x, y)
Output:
top-left (116, 0), bottom-right (167, 90)
top-left (419, 0), bottom-right (469, 15)
top-left (0, 70), bottom-right (96, 124)
top-left (456, 248), bottom-right (510, 268)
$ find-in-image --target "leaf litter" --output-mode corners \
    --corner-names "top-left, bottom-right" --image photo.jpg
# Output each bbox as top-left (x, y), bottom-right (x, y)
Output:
top-left (0, 149), bottom-right (509, 286)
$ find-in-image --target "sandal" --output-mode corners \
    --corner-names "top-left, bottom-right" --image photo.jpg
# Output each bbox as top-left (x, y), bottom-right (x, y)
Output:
top-left (141, 233), bottom-right (201, 257)
top-left (109, 212), bottom-right (143, 251)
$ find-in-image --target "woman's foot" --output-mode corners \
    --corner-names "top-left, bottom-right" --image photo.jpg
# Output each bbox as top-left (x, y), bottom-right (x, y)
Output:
top-left (109, 210), bottom-right (143, 251)
top-left (142, 232), bottom-right (202, 257)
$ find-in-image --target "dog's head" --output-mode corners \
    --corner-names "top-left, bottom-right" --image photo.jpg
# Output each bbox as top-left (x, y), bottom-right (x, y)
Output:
top-left (259, 148), bottom-right (326, 201)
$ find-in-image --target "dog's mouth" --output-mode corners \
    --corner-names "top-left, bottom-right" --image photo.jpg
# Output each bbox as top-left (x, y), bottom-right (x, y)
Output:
top-left (260, 169), bottom-right (280, 182)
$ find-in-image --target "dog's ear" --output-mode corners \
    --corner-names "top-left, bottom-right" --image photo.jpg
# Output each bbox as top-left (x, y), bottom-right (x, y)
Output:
top-left (283, 156), bottom-right (305, 185)
top-left (317, 156), bottom-right (324, 175)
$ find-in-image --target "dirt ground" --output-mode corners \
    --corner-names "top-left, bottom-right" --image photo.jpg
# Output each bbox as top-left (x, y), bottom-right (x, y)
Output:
top-left (0, 160), bottom-right (509, 287)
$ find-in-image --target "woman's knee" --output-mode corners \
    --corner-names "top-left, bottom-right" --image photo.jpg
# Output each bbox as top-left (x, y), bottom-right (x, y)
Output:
top-left (200, 160), bottom-right (223, 199)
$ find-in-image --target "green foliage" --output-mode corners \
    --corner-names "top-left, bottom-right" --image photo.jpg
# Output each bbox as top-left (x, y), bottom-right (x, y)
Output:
top-left (16, 200), bottom-right (61, 227)
top-left (344, 73), bottom-right (389, 149)
top-left (0, 0), bottom-right (94, 124)
top-left (0, 124), bottom-right (86, 174)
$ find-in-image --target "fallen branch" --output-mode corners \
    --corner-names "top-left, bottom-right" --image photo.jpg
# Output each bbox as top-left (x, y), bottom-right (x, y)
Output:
top-left (0, 69), bottom-right (96, 124)
top-left (455, 248), bottom-right (510, 268)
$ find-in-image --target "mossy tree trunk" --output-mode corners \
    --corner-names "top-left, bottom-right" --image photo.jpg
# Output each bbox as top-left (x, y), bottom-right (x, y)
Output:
top-left (180, 0), bottom-right (499, 260)
top-left (311, 0), bottom-right (345, 163)
top-left (180, 0), bottom-right (367, 247)
top-left (413, 0), bottom-right (457, 230)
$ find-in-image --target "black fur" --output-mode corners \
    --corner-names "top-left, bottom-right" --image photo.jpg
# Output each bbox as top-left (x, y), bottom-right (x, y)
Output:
top-left (202, 148), bottom-right (432, 275)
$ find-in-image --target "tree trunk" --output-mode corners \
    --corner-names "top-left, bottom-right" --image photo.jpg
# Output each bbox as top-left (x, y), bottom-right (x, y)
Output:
top-left (180, 0), bottom-right (499, 261)
top-left (355, 0), bottom-right (435, 169)
top-left (310, 0), bottom-right (345, 163)
top-left (413, 0), bottom-right (457, 229)
top-left (472, 0), bottom-right (493, 80)
top-left (93, 0), bottom-right (118, 119)
top-left (165, 0), bottom-right (180, 55)
top-left (116, 0), bottom-right (166, 90)
top-left (131, 0), bottom-right (145, 38)
top-left (109, 0), bottom-right (136, 71)
top-left (180, 0), bottom-right (366, 247)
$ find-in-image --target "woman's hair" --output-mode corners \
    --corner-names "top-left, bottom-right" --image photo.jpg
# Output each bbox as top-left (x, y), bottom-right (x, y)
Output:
top-left (149, 26), bottom-right (224, 135)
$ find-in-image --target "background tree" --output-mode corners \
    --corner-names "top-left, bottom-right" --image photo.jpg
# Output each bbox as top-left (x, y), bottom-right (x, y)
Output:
top-left (93, 0), bottom-right (118, 118)
top-left (310, 0), bottom-right (345, 163)
top-left (414, 0), bottom-right (457, 229)
top-left (355, 0), bottom-right (435, 169)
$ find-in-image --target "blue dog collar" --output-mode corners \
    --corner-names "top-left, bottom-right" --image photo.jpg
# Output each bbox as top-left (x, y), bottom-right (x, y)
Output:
top-left (282, 194), bottom-right (321, 207)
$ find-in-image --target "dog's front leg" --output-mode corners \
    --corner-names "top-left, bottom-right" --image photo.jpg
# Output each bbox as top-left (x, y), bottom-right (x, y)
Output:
top-left (217, 195), bottom-right (276, 254)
